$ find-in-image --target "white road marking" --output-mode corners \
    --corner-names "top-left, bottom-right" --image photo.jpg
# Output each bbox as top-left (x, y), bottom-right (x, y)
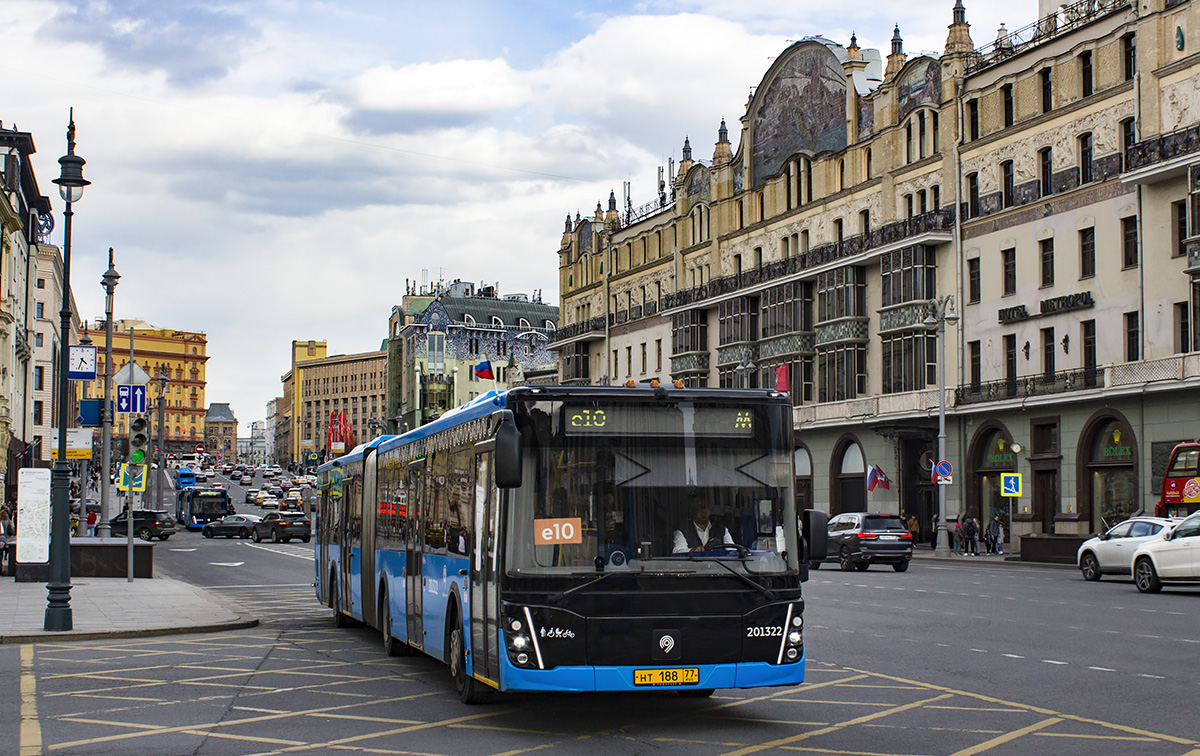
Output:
top-left (169, 548), bottom-right (197, 552)
top-left (1003, 654), bottom-right (1024, 659)
top-left (1088, 666), bottom-right (1116, 672)
top-left (1041, 660), bottom-right (1068, 665)
top-left (1138, 673), bottom-right (1165, 679)
top-left (209, 562), bottom-right (245, 567)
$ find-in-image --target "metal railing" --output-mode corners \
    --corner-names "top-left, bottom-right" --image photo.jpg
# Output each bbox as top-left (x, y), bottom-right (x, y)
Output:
top-left (964, 0), bottom-right (1130, 75)
top-left (663, 209), bottom-right (954, 311)
top-left (955, 367), bottom-right (1101, 405)
top-left (1124, 122), bottom-right (1200, 172)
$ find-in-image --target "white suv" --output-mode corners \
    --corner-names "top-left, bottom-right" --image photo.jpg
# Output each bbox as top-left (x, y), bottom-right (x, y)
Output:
top-left (1077, 516), bottom-right (1177, 580)
top-left (1132, 511), bottom-right (1200, 592)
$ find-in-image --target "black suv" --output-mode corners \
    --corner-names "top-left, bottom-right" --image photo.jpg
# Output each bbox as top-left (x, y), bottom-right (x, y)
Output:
top-left (109, 510), bottom-right (177, 541)
top-left (252, 512), bottom-right (311, 543)
top-left (814, 512), bottom-right (912, 572)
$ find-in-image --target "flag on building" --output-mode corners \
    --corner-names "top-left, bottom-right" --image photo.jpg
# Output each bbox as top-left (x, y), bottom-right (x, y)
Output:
top-left (475, 359), bottom-right (495, 380)
top-left (866, 465), bottom-right (891, 491)
top-left (774, 364), bottom-right (790, 393)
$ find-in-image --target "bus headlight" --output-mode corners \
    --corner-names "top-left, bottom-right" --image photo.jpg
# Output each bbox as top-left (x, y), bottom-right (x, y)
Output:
top-left (786, 647), bottom-right (799, 660)
top-left (511, 635), bottom-right (528, 650)
top-left (788, 630), bottom-right (802, 645)
top-left (516, 653), bottom-right (529, 665)
top-left (792, 615), bottom-right (803, 628)
top-left (510, 619), bottom-right (522, 632)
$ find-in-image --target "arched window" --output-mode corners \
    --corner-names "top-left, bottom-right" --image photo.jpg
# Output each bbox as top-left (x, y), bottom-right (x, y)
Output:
top-left (545, 320), bottom-right (556, 330)
top-left (464, 314), bottom-right (475, 325)
top-left (1079, 413), bottom-right (1138, 532)
top-left (518, 318), bottom-right (530, 329)
top-left (865, 148), bottom-right (872, 181)
top-left (492, 316), bottom-right (503, 327)
top-left (831, 438), bottom-right (866, 515)
top-left (795, 445), bottom-right (813, 512)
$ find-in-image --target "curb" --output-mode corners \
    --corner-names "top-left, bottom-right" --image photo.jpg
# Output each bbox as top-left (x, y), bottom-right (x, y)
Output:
top-left (0, 616), bottom-right (259, 645)
top-left (912, 554), bottom-right (1078, 569)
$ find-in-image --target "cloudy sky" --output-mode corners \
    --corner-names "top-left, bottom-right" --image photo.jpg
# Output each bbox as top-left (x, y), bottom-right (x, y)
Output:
top-left (2, 0), bottom-right (1032, 435)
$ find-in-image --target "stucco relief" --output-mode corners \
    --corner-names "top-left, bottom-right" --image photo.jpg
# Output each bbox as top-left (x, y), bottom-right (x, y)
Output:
top-left (894, 170), bottom-right (944, 208)
top-left (1162, 74), bottom-right (1200, 132)
top-left (961, 98), bottom-right (1135, 193)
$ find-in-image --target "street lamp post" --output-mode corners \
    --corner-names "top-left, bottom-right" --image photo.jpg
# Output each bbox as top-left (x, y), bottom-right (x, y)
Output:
top-left (45, 111), bottom-right (90, 632)
top-left (96, 249), bottom-right (119, 538)
top-left (735, 357), bottom-right (756, 389)
top-left (924, 295), bottom-right (959, 558)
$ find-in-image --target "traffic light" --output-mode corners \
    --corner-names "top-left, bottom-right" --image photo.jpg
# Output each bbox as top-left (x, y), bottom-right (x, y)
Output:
top-left (129, 416), bottom-right (150, 467)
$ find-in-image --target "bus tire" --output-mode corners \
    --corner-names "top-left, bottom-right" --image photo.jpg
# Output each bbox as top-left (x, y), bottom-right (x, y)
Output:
top-left (448, 610), bottom-right (488, 704)
top-left (331, 575), bottom-right (348, 628)
top-left (380, 590), bottom-right (410, 657)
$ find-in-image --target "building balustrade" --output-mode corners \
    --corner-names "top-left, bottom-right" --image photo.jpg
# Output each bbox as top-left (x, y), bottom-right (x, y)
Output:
top-left (1125, 122), bottom-right (1200, 173)
top-left (964, 0), bottom-right (1129, 75)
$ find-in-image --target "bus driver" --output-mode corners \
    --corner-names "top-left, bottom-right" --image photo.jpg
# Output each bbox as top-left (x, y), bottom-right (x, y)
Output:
top-left (673, 494), bottom-right (735, 554)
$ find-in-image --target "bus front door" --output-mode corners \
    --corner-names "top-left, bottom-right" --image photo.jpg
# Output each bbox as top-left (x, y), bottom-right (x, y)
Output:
top-left (361, 451), bottom-right (378, 628)
top-left (470, 447), bottom-right (501, 683)
top-left (405, 461), bottom-right (424, 650)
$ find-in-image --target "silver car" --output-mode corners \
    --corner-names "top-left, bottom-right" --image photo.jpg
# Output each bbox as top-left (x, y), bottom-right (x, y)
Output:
top-left (1077, 516), bottom-right (1176, 580)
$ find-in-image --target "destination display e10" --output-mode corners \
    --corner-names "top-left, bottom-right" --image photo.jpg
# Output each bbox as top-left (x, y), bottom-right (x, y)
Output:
top-left (562, 404), bottom-right (756, 437)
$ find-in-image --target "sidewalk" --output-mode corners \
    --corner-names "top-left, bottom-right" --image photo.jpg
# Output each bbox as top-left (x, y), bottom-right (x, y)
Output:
top-left (0, 576), bottom-right (258, 644)
top-left (911, 548), bottom-right (1077, 568)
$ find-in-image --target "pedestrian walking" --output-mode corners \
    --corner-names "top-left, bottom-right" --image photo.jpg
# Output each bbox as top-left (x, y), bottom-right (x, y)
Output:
top-left (86, 509), bottom-right (98, 537)
top-left (963, 517), bottom-right (979, 555)
top-left (0, 509), bottom-right (11, 575)
top-left (988, 514), bottom-right (1003, 555)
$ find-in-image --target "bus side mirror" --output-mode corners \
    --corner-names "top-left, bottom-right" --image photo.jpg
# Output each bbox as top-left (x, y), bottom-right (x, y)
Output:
top-left (495, 411), bottom-right (522, 489)
top-left (801, 509), bottom-right (827, 577)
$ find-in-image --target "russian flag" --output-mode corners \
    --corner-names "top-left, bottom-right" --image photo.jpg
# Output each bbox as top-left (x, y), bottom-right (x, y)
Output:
top-left (475, 359), bottom-right (494, 380)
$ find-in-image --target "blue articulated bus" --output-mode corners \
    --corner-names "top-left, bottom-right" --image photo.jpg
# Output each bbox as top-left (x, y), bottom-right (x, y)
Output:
top-left (315, 385), bottom-right (827, 703)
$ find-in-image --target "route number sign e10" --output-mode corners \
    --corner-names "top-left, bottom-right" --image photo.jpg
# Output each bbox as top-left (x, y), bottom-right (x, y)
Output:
top-left (534, 518), bottom-right (583, 545)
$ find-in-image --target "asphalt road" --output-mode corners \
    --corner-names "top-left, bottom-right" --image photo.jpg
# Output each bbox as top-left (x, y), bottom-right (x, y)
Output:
top-left (4, 468), bottom-right (1197, 754)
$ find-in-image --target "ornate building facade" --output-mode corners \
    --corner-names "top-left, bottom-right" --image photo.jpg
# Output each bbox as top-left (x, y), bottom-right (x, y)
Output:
top-left (391, 280), bottom-right (558, 432)
top-left (552, 0), bottom-right (1200, 544)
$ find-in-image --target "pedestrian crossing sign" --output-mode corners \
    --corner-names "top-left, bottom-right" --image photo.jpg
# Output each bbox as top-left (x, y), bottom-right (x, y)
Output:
top-left (1000, 472), bottom-right (1022, 497)
top-left (117, 463), bottom-right (147, 493)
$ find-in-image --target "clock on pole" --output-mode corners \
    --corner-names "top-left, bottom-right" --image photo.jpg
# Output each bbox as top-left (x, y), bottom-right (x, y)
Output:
top-left (67, 345), bottom-right (98, 380)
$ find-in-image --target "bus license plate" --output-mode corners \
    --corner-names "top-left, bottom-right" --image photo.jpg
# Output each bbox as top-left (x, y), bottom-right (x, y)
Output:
top-left (633, 668), bottom-right (699, 686)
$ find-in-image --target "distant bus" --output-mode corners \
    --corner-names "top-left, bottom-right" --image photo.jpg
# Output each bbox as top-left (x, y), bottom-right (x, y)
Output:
top-left (1157, 441), bottom-right (1200, 518)
top-left (177, 487), bottom-right (233, 530)
top-left (176, 467), bottom-right (196, 489)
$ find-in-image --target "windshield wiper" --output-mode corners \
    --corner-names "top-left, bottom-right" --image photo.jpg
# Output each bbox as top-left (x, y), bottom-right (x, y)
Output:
top-left (550, 570), bottom-right (622, 603)
top-left (687, 552), bottom-right (775, 599)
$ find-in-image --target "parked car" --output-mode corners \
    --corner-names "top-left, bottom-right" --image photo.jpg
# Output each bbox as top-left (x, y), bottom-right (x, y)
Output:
top-left (109, 510), bottom-right (177, 541)
top-left (1132, 511), bottom-right (1200, 592)
top-left (813, 512), bottom-right (913, 572)
top-left (252, 512), bottom-right (311, 543)
top-left (244, 488), bottom-right (261, 504)
top-left (1077, 516), bottom-right (1177, 580)
top-left (201, 514), bottom-right (263, 539)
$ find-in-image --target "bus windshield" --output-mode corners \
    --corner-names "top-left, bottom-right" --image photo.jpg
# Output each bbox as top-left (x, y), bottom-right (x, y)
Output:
top-left (506, 399), bottom-right (798, 578)
top-left (190, 490), bottom-right (229, 515)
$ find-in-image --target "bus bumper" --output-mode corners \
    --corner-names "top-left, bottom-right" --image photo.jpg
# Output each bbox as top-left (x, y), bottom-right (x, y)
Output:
top-left (498, 649), bottom-right (806, 692)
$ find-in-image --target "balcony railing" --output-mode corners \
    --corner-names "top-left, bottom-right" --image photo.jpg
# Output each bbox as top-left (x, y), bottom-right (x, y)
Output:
top-left (664, 209), bottom-right (954, 311)
top-left (955, 367), bottom-right (1101, 405)
top-left (1124, 123), bottom-right (1200, 173)
top-left (548, 315), bottom-right (607, 344)
top-left (964, 0), bottom-right (1130, 75)
top-left (625, 195), bottom-right (674, 226)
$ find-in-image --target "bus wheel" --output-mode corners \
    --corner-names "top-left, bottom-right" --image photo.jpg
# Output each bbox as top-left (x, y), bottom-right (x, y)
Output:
top-left (449, 616), bottom-right (487, 704)
top-left (331, 578), bottom-right (348, 628)
top-left (678, 688), bottom-right (714, 698)
top-left (380, 591), bottom-right (408, 657)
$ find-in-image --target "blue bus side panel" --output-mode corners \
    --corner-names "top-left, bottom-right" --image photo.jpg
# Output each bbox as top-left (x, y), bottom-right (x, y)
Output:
top-left (420, 553), bottom-right (469, 662)
top-left (376, 550), bottom-right (408, 643)
top-left (348, 546), bottom-right (364, 621)
top-left (319, 544), bottom-right (341, 605)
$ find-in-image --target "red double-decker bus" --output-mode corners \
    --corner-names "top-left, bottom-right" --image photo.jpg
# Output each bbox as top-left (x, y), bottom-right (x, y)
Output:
top-left (1157, 441), bottom-right (1200, 518)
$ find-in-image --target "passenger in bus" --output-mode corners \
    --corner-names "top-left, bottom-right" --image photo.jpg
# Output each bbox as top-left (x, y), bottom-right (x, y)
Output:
top-left (672, 494), bottom-right (735, 554)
